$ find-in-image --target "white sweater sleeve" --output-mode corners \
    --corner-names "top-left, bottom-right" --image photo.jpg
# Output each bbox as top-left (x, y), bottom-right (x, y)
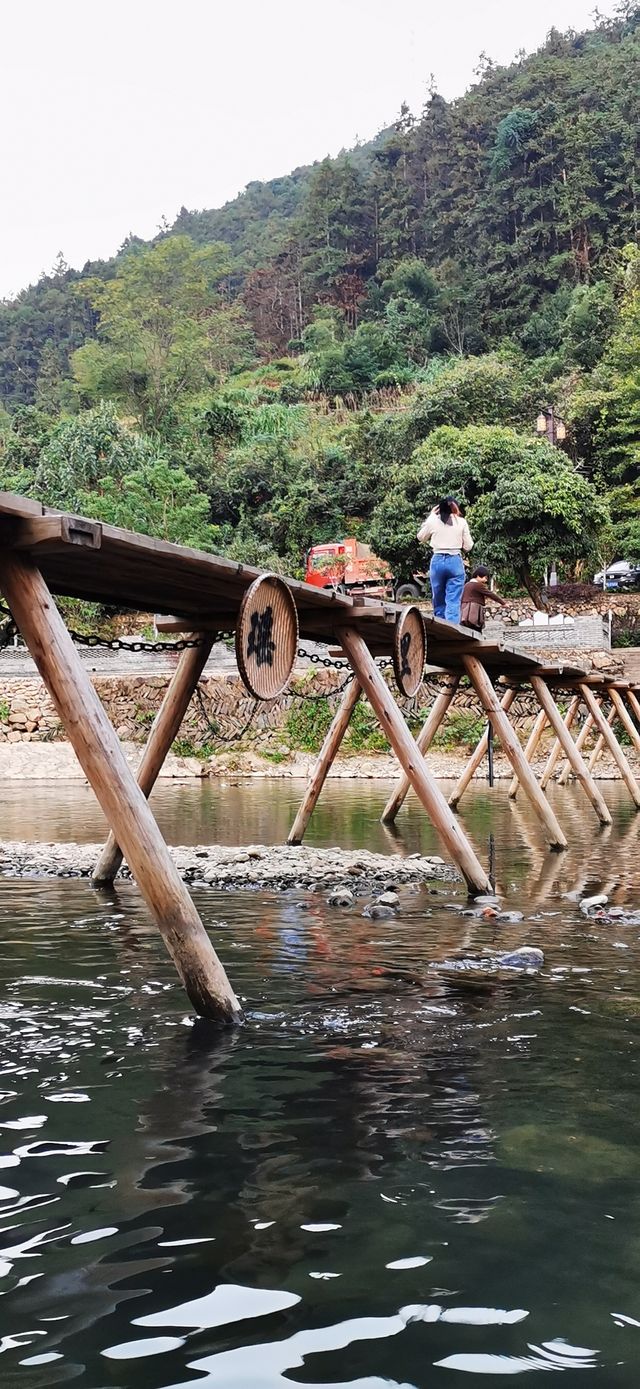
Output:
top-left (417, 514), bottom-right (434, 543)
top-left (461, 519), bottom-right (473, 552)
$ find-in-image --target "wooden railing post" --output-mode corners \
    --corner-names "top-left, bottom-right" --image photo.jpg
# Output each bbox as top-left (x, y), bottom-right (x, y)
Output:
top-left (0, 552), bottom-right (241, 1025)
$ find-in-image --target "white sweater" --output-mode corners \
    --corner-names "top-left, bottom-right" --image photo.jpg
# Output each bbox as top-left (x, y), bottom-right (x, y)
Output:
top-left (417, 510), bottom-right (473, 553)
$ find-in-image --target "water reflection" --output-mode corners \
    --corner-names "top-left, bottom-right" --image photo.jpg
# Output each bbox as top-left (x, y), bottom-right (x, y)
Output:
top-left (1, 783), bottom-right (640, 1384)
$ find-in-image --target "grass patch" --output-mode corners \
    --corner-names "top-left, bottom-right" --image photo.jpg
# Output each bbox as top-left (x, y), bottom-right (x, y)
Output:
top-left (432, 710), bottom-right (487, 752)
top-left (285, 694), bottom-right (389, 754)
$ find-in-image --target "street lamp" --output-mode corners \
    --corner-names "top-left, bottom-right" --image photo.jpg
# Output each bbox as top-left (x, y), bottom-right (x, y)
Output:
top-left (535, 405), bottom-right (566, 446)
top-left (535, 406), bottom-right (567, 590)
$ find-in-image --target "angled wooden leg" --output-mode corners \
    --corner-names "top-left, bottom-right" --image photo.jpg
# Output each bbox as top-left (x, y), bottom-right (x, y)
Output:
top-left (381, 676), bottom-right (460, 824)
top-left (626, 688), bottom-right (640, 728)
top-left (579, 684), bottom-right (640, 809)
top-left (540, 695), bottom-right (580, 789)
top-left (508, 708), bottom-right (548, 799)
top-left (530, 677), bottom-right (611, 826)
top-left (0, 552), bottom-right (241, 1024)
top-left (337, 627), bottom-right (491, 895)
top-left (609, 688), bottom-right (640, 755)
top-left (287, 678), bottom-right (361, 844)
top-left (448, 687), bottom-right (517, 809)
top-left (462, 656), bottom-right (567, 850)
top-left (93, 635), bottom-right (215, 883)
top-left (559, 709), bottom-right (600, 785)
top-left (585, 706), bottom-right (616, 775)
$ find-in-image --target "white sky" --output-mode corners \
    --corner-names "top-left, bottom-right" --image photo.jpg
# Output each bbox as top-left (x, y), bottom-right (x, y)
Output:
top-left (2, 0), bottom-right (618, 299)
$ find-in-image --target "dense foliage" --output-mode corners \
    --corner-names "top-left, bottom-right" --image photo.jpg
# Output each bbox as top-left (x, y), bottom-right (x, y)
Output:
top-left (1, 7), bottom-right (638, 599)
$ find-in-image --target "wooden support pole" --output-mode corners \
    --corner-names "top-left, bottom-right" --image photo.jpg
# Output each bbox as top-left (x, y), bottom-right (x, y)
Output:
top-left (93, 635), bottom-right (215, 883)
top-left (0, 552), bottom-right (241, 1025)
top-left (462, 656), bottom-right (567, 850)
top-left (530, 677), bottom-right (612, 826)
top-left (585, 706), bottom-right (616, 776)
top-left (448, 687), bottom-right (517, 809)
top-left (336, 627), bottom-right (491, 895)
top-left (609, 688), bottom-right (640, 756)
top-left (540, 695), bottom-right (580, 790)
top-left (626, 688), bottom-right (640, 729)
top-left (287, 678), bottom-right (361, 844)
top-left (579, 683), bottom-right (640, 809)
top-left (558, 709), bottom-right (599, 785)
top-left (381, 676), bottom-right (460, 824)
top-left (508, 709), bottom-right (548, 799)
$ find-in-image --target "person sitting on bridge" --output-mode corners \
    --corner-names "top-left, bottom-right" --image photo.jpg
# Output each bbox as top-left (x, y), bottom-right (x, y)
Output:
top-left (460, 565), bottom-right (507, 632)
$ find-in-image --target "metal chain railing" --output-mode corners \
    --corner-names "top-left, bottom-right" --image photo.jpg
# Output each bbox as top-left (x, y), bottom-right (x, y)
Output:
top-left (0, 598), bottom-right (568, 738)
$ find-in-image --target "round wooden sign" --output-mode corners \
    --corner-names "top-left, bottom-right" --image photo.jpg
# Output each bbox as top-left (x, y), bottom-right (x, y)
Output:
top-left (393, 605), bottom-right (426, 697)
top-left (236, 574), bottom-right (299, 700)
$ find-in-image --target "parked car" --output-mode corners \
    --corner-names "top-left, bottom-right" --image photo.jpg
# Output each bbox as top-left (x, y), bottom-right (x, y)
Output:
top-left (593, 560), bottom-right (640, 590)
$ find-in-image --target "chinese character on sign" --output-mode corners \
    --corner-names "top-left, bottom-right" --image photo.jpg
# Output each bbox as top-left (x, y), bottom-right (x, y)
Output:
top-left (248, 606), bottom-right (276, 667)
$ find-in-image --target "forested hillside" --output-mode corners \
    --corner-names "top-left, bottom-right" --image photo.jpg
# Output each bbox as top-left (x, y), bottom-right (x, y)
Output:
top-left (1, 5), bottom-right (638, 603)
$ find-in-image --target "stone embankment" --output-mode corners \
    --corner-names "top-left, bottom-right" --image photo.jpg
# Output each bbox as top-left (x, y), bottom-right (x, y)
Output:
top-left (0, 841), bottom-right (455, 889)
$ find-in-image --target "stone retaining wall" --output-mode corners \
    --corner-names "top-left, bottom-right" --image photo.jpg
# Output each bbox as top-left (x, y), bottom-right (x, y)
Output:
top-left (0, 647), bottom-right (626, 753)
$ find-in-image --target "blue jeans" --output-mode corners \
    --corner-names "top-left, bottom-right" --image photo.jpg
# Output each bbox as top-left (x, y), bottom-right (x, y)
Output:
top-left (430, 552), bottom-right (465, 623)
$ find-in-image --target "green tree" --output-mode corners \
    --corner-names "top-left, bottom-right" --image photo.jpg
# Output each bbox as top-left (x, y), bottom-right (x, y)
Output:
top-left (368, 424), bottom-right (609, 601)
top-left (33, 402), bottom-right (164, 511)
top-left (77, 459), bottom-right (214, 549)
top-left (72, 236), bottom-right (255, 432)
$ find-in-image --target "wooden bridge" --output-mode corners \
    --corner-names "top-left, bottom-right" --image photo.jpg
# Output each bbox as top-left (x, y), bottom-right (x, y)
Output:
top-left (1, 490), bottom-right (639, 1024)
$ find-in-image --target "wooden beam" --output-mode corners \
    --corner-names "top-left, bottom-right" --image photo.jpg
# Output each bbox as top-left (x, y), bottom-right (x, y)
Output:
top-left (539, 695), bottom-right (580, 790)
top-left (462, 655), bottom-right (567, 850)
top-left (92, 635), bottom-right (215, 883)
top-left (609, 687), bottom-right (640, 755)
top-left (530, 676), bottom-right (612, 826)
top-left (287, 678), bottom-right (361, 844)
top-left (448, 687), bottom-right (517, 809)
top-left (336, 626), bottom-right (491, 895)
top-left (0, 551), bottom-right (241, 1025)
top-left (381, 676), bottom-right (460, 824)
top-left (1, 513), bottom-right (102, 552)
top-left (508, 708), bottom-right (548, 799)
top-left (584, 707), bottom-right (615, 777)
top-left (579, 683), bottom-right (640, 809)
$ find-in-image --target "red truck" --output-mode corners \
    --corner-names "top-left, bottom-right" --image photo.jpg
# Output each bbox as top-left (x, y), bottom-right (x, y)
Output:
top-left (305, 539), bottom-right (427, 602)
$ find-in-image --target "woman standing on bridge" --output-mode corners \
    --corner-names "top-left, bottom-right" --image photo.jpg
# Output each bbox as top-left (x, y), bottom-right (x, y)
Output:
top-left (417, 497), bottom-right (473, 623)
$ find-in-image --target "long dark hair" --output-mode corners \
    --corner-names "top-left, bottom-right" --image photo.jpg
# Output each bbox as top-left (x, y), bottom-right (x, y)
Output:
top-left (437, 496), bottom-right (459, 524)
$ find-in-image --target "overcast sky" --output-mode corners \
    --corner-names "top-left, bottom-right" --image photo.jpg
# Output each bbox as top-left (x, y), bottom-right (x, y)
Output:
top-left (2, 0), bottom-right (618, 299)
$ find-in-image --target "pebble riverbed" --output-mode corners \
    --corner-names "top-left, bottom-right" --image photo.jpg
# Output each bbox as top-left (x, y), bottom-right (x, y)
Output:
top-left (0, 840), bottom-right (456, 889)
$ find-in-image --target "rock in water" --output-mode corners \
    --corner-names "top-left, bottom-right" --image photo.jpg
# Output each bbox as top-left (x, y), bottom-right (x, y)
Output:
top-left (430, 946), bottom-right (544, 978)
top-left (328, 887), bottom-right (355, 908)
top-left (377, 890), bottom-right (400, 907)
top-left (580, 893), bottom-right (609, 914)
top-left (496, 947), bottom-right (544, 970)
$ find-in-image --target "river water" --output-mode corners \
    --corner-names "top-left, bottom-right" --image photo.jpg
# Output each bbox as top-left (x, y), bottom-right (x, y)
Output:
top-left (1, 778), bottom-right (640, 1386)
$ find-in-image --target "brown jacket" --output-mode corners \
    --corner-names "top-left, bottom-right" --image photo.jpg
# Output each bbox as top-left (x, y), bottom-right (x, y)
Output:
top-left (460, 579), bottom-right (506, 630)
